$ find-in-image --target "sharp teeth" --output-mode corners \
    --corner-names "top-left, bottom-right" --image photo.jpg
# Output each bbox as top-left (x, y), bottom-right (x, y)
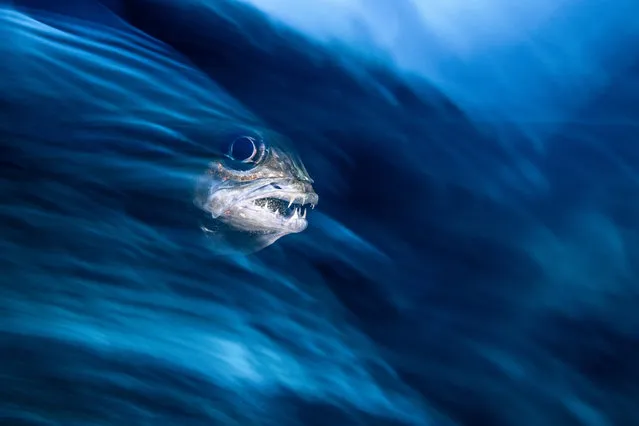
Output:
top-left (311, 204), bottom-right (315, 209)
top-left (302, 208), bottom-right (306, 218)
top-left (287, 198), bottom-right (294, 209)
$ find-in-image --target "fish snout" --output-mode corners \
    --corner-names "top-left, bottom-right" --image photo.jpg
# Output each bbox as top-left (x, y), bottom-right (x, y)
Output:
top-left (300, 182), bottom-right (314, 194)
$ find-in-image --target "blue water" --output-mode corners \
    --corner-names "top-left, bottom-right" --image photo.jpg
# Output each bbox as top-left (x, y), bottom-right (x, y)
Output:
top-left (1, 1), bottom-right (638, 425)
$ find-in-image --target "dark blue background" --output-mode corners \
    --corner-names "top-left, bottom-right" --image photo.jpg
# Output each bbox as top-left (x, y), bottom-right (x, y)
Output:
top-left (1, 1), bottom-right (638, 425)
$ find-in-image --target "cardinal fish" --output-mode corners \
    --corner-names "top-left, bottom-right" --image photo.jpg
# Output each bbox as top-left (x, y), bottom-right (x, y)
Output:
top-left (0, 6), bottom-right (318, 256)
top-left (194, 130), bottom-right (319, 254)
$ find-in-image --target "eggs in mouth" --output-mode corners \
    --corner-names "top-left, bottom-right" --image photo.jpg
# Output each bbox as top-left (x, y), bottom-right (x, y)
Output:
top-left (253, 196), bottom-right (315, 219)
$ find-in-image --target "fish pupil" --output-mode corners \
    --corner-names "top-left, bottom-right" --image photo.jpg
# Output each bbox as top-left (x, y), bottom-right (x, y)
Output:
top-left (230, 136), bottom-right (256, 162)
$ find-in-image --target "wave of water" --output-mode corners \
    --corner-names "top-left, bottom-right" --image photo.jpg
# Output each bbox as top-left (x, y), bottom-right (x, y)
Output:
top-left (1, 1), bottom-right (638, 425)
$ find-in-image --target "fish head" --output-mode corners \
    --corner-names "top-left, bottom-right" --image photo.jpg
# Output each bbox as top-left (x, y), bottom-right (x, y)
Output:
top-left (194, 129), bottom-right (318, 253)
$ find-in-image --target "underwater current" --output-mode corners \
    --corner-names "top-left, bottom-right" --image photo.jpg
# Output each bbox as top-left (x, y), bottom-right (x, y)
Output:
top-left (1, 0), bottom-right (639, 425)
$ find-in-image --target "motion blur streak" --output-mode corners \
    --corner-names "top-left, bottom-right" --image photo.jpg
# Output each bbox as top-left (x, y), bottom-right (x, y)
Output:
top-left (0, 5), bottom-right (435, 426)
top-left (239, 0), bottom-right (639, 126)
top-left (1, 1), bottom-right (639, 426)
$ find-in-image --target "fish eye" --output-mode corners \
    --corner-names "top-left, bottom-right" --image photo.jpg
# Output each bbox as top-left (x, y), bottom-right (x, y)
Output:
top-left (229, 136), bottom-right (258, 163)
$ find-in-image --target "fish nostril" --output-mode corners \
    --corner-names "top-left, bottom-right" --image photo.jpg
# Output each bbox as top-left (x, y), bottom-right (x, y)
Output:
top-left (272, 184), bottom-right (282, 189)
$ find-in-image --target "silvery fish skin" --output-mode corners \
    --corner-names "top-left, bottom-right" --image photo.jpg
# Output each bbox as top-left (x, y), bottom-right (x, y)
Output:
top-left (194, 130), bottom-right (318, 254)
top-left (0, 8), bottom-right (319, 256)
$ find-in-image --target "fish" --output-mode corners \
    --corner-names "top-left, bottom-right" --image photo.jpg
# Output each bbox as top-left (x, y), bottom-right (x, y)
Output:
top-left (0, 6), bottom-right (318, 256)
top-left (194, 129), bottom-right (318, 254)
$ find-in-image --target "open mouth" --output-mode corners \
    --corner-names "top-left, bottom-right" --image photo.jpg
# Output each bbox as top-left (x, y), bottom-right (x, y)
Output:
top-left (253, 196), bottom-right (315, 219)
